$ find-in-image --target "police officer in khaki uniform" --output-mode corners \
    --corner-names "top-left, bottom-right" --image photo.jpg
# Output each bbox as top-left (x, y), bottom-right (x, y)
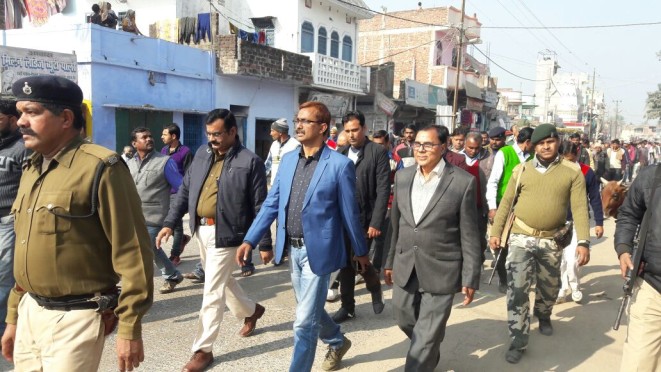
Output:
top-left (0, 76), bottom-right (154, 372)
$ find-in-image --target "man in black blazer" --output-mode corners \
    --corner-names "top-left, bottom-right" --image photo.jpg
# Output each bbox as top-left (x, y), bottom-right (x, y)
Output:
top-left (385, 124), bottom-right (482, 371)
top-left (332, 111), bottom-right (391, 323)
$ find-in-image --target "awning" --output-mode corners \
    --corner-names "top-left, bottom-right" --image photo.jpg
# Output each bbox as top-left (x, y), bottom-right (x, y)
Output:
top-left (102, 104), bottom-right (208, 114)
top-left (465, 81), bottom-right (484, 101)
top-left (250, 16), bottom-right (276, 29)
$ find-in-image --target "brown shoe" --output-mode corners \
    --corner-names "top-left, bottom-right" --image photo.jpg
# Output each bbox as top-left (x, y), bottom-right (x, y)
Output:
top-left (182, 350), bottom-right (213, 372)
top-left (239, 303), bottom-right (265, 337)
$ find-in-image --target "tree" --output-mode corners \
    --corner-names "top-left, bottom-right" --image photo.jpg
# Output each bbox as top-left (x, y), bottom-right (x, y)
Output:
top-left (646, 83), bottom-right (661, 122)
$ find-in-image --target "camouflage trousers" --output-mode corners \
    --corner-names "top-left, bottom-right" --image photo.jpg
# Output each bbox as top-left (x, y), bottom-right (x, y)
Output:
top-left (506, 233), bottom-right (562, 350)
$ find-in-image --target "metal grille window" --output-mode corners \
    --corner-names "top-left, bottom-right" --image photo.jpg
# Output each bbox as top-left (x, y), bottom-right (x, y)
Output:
top-left (318, 27), bottom-right (327, 55)
top-left (301, 22), bottom-right (314, 53)
top-left (342, 35), bottom-right (352, 62)
top-left (330, 31), bottom-right (339, 58)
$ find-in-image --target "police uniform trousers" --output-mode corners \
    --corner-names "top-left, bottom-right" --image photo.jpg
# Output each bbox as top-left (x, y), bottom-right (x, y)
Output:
top-left (14, 295), bottom-right (105, 371)
top-left (620, 278), bottom-right (661, 372)
top-left (191, 225), bottom-right (256, 353)
top-left (506, 233), bottom-right (562, 350)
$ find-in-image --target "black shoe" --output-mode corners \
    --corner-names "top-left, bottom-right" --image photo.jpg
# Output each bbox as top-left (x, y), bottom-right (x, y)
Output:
top-left (371, 289), bottom-right (385, 314)
top-left (505, 348), bottom-right (525, 364)
top-left (538, 318), bottom-right (553, 336)
top-left (498, 284), bottom-right (508, 294)
top-left (332, 308), bottom-right (355, 324)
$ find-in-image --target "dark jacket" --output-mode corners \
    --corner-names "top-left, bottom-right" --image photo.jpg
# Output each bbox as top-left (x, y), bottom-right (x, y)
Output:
top-left (614, 164), bottom-right (661, 293)
top-left (164, 139), bottom-right (272, 250)
top-left (338, 139), bottom-right (391, 231)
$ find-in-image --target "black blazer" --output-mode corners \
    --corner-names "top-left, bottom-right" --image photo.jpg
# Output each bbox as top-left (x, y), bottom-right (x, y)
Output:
top-left (339, 139), bottom-right (391, 231)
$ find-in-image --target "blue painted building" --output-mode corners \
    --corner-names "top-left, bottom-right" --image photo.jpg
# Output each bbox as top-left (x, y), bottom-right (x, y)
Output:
top-left (2, 23), bottom-right (214, 152)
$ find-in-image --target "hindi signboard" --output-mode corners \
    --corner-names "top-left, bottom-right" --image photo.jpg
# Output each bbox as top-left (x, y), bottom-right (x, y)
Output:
top-left (0, 46), bottom-right (77, 96)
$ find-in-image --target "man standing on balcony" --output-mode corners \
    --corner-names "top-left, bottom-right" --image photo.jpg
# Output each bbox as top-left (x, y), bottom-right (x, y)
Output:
top-left (161, 123), bottom-right (193, 266)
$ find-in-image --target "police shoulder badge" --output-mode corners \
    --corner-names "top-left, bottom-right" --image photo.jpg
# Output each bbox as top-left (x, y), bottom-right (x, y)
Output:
top-left (22, 82), bottom-right (32, 95)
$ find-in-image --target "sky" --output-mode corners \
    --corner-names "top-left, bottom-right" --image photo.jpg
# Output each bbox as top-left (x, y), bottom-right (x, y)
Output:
top-left (362, 0), bottom-right (661, 125)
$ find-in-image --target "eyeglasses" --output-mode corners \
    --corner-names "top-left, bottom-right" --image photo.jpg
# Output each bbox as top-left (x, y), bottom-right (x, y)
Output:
top-left (206, 130), bottom-right (228, 138)
top-left (412, 142), bottom-right (442, 151)
top-left (293, 118), bottom-right (321, 125)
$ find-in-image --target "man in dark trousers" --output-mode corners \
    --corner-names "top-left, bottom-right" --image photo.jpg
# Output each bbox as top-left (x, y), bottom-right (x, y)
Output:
top-left (161, 123), bottom-right (193, 266)
top-left (333, 111), bottom-right (390, 323)
top-left (385, 124), bottom-right (481, 371)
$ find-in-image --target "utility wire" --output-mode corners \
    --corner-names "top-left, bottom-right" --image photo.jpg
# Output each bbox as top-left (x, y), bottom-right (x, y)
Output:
top-left (336, 0), bottom-right (661, 30)
top-left (477, 20), bottom-right (661, 29)
top-left (472, 45), bottom-right (547, 82)
top-left (513, 0), bottom-right (590, 71)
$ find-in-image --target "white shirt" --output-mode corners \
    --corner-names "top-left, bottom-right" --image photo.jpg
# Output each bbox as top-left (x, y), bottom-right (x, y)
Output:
top-left (608, 148), bottom-right (622, 169)
top-left (411, 158), bottom-right (445, 224)
top-left (348, 147), bottom-right (360, 164)
top-left (266, 137), bottom-right (300, 185)
top-left (459, 149), bottom-right (479, 166)
top-left (486, 144), bottom-right (529, 210)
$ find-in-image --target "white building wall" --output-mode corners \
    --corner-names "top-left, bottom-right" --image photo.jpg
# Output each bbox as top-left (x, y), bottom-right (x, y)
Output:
top-left (215, 75), bottom-right (297, 151)
top-left (175, 0), bottom-right (361, 61)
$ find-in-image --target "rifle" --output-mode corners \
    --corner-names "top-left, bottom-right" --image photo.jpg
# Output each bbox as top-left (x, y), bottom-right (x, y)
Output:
top-left (613, 225), bottom-right (641, 331)
top-left (613, 164), bottom-right (660, 330)
top-left (486, 248), bottom-right (502, 285)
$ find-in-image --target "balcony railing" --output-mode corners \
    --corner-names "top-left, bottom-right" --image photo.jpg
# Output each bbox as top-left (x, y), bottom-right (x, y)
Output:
top-left (303, 52), bottom-right (363, 93)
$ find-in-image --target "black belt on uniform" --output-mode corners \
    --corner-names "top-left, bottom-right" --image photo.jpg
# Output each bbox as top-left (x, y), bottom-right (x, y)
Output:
top-left (289, 237), bottom-right (305, 248)
top-left (30, 289), bottom-right (119, 312)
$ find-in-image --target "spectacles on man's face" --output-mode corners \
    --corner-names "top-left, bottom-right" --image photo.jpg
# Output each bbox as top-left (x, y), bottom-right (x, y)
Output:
top-left (412, 142), bottom-right (442, 151)
top-left (206, 130), bottom-right (228, 139)
top-left (293, 118), bottom-right (321, 125)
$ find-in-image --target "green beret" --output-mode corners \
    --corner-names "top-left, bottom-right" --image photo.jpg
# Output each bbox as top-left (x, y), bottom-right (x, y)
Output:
top-left (12, 75), bottom-right (83, 108)
top-left (531, 123), bottom-right (558, 145)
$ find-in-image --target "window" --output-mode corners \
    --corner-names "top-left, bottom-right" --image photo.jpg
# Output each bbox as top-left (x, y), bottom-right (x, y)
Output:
top-left (434, 40), bottom-right (443, 66)
top-left (301, 22), bottom-right (314, 53)
top-left (342, 35), bottom-right (352, 62)
top-left (330, 31), bottom-right (339, 58)
top-left (318, 27), bottom-right (327, 55)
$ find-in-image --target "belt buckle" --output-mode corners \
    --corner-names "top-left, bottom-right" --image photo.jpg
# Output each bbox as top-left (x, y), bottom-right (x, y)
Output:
top-left (290, 237), bottom-right (304, 248)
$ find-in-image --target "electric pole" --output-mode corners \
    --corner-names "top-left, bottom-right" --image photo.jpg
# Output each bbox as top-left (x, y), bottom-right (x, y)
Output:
top-left (451, 0), bottom-right (466, 129)
top-left (589, 67), bottom-right (596, 140)
top-left (612, 99), bottom-right (622, 139)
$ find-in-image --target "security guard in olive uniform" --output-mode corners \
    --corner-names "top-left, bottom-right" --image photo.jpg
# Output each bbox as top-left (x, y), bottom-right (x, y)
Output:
top-left (0, 75), bottom-right (154, 372)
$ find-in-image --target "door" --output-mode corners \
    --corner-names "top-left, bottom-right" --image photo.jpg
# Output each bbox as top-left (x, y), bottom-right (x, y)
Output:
top-left (255, 119), bottom-right (276, 161)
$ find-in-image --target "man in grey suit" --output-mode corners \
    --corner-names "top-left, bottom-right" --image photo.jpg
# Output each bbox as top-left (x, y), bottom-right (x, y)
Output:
top-left (384, 124), bottom-right (482, 371)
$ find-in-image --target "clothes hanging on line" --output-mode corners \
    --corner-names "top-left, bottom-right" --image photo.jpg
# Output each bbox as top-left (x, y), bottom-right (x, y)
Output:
top-left (196, 13), bottom-right (211, 43)
top-left (178, 17), bottom-right (197, 45)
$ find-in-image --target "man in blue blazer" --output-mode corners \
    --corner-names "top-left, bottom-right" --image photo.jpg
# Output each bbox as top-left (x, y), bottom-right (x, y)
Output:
top-left (237, 101), bottom-right (370, 372)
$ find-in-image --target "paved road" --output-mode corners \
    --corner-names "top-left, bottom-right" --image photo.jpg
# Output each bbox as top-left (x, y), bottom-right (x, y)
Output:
top-left (0, 218), bottom-right (628, 371)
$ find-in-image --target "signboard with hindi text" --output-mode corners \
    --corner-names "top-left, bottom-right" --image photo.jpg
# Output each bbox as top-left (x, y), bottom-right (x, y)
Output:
top-left (0, 46), bottom-right (77, 96)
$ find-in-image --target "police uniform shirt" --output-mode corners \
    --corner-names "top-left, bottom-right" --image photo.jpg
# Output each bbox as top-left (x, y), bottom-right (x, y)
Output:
top-left (8, 137), bottom-right (154, 340)
top-left (196, 153), bottom-right (225, 219)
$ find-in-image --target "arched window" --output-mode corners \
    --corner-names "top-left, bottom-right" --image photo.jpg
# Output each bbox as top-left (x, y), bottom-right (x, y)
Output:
top-left (301, 22), bottom-right (314, 53)
top-left (330, 31), bottom-right (339, 58)
top-left (318, 27), bottom-right (327, 55)
top-left (342, 35), bottom-right (352, 62)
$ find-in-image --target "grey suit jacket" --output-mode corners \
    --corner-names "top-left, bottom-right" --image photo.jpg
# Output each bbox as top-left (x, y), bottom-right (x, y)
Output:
top-left (385, 161), bottom-right (482, 294)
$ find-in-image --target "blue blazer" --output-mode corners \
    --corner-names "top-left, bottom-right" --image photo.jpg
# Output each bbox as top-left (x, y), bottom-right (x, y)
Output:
top-left (244, 145), bottom-right (368, 275)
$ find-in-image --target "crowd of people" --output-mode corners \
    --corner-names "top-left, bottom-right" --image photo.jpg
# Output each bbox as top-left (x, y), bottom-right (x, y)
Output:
top-left (0, 74), bottom-right (658, 372)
